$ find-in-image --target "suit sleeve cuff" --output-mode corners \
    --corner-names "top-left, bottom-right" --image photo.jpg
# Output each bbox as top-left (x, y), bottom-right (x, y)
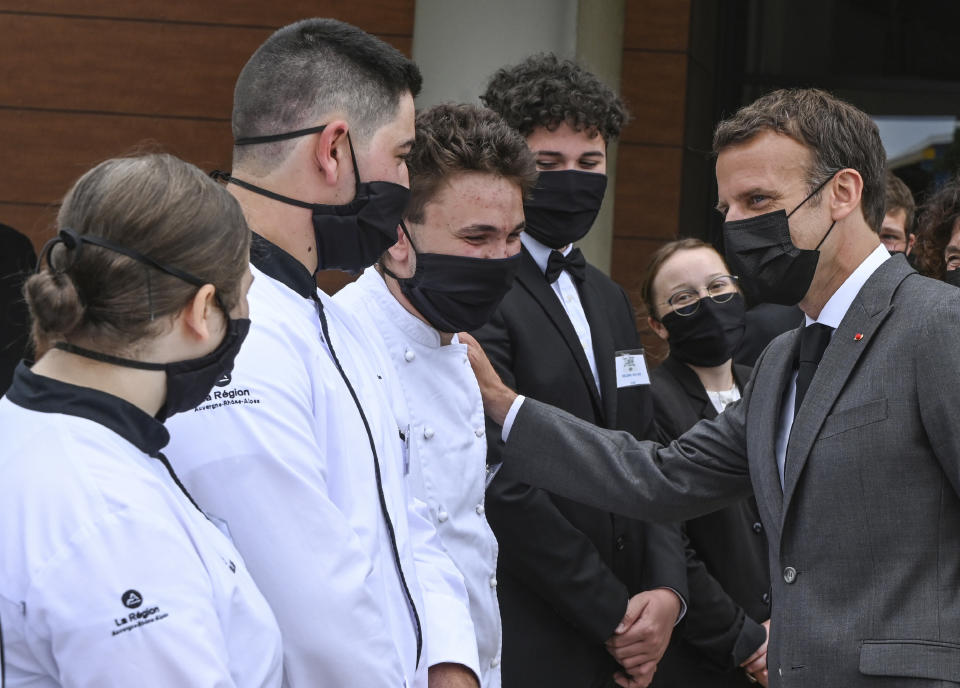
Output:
top-left (656, 586), bottom-right (687, 625)
top-left (501, 394), bottom-right (526, 442)
top-left (732, 615), bottom-right (767, 666)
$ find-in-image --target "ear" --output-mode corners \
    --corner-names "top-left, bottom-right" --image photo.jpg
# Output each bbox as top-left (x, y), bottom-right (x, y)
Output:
top-left (382, 222), bottom-right (416, 279)
top-left (648, 315), bottom-right (669, 341)
top-left (314, 120), bottom-right (351, 187)
top-left (180, 284), bottom-right (220, 343)
top-left (907, 233), bottom-right (917, 254)
top-left (829, 168), bottom-right (864, 223)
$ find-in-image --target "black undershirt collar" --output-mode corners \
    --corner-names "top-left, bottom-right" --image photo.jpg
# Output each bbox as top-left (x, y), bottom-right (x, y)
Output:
top-left (251, 232), bottom-right (317, 300)
top-left (5, 362), bottom-right (169, 456)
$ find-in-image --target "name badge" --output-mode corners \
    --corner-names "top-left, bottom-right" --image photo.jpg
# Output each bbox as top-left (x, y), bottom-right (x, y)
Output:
top-left (615, 348), bottom-right (650, 388)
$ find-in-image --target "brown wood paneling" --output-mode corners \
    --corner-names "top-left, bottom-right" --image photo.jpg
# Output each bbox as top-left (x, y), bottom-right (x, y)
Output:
top-left (0, 203), bottom-right (59, 251)
top-left (623, 0), bottom-right (691, 52)
top-left (0, 1), bottom-right (415, 34)
top-left (0, 15), bottom-right (408, 119)
top-left (620, 50), bottom-right (688, 146)
top-left (614, 143), bottom-right (683, 239)
top-left (1, 109), bottom-right (233, 206)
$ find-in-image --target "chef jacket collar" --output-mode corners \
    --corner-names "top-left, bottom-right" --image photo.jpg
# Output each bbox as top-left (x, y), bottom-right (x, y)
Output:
top-left (251, 232), bottom-right (317, 300)
top-left (5, 362), bottom-right (170, 456)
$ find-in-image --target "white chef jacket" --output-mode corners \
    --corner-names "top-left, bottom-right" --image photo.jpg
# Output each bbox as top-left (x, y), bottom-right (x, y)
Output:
top-left (336, 268), bottom-right (502, 686)
top-left (0, 364), bottom-right (283, 688)
top-left (164, 237), bottom-right (470, 688)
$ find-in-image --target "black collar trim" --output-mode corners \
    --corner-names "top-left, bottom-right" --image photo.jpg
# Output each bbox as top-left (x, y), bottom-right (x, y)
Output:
top-left (5, 362), bottom-right (169, 456)
top-left (251, 232), bottom-right (316, 299)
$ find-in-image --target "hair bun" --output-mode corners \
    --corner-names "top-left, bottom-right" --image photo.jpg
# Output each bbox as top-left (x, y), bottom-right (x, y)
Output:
top-left (24, 269), bottom-right (85, 338)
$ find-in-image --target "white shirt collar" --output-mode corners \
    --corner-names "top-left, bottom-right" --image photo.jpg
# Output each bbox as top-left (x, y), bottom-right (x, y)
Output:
top-left (805, 244), bottom-right (890, 328)
top-left (356, 266), bottom-right (445, 348)
top-left (521, 233), bottom-right (573, 275)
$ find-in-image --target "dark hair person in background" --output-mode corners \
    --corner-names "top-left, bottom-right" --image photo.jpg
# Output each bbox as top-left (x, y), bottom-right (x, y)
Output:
top-left (0, 223), bottom-right (36, 396)
top-left (0, 154), bottom-right (282, 687)
top-left (642, 239), bottom-right (770, 687)
top-left (477, 53), bottom-right (687, 688)
top-left (915, 173), bottom-right (960, 287)
top-left (878, 170), bottom-right (916, 257)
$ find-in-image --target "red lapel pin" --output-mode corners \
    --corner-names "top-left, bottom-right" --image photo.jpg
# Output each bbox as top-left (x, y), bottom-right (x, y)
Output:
top-left (854, 333), bottom-right (863, 341)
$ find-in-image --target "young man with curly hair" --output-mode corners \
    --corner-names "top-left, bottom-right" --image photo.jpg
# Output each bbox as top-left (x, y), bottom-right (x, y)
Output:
top-left (915, 173), bottom-right (960, 286)
top-left (474, 54), bottom-right (688, 688)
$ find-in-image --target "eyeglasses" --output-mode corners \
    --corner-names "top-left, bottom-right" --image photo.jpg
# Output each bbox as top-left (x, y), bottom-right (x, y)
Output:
top-left (660, 275), bottom-right (739, 317)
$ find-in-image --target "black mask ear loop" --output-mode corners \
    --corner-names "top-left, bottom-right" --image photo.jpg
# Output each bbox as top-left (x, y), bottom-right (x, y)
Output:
top-left (378, 221), bottom-right (416, 283)
top-left (787, 170), bottom-right (842, 250)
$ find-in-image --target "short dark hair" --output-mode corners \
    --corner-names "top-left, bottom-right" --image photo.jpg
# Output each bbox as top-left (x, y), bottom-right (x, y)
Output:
top-left (713, 88), bottom-right (886, 233)
top-left (26, 154), bottom-right (250, 355)
top-left (232, 18), bottom-right (422, 173)
top-left (404, 103), bottom-right (538, 225)
top-left (480, 53), bottom-right (628, 142)
top-left (883, 169), bottom-right (916, 234)
top-left (915, 173), bottom-right (960, 278)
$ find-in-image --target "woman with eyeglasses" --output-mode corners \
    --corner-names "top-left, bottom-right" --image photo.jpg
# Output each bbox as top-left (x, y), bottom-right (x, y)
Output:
top-left (640, 239), bottom-right (771, 688)
top-left (0, 154), bottom-right (282, 687)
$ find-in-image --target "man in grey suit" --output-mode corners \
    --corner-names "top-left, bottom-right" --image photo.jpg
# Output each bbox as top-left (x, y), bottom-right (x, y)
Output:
top-left (463, 88), bottom-right (960, 688)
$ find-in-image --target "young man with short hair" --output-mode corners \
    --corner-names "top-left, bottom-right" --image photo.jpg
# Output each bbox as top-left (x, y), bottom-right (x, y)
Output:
top-left (878, 170), bottom-right (915, 256)
top-left (336, 102), bottom-right (538, 687)
top-left (166, 19), bottom-right (474, 688)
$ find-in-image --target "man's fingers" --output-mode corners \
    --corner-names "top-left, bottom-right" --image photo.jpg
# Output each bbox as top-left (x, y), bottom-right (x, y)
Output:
top-left (616, 594), bottom-right (650, 634)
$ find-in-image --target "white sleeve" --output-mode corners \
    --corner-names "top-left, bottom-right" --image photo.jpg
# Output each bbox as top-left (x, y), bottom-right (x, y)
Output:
top-left (26, 512), bottom-right (241, 688)
top-left (165, 324), bottom-right (406, 688)
top-left (407, 496), bottom-right (480, 679)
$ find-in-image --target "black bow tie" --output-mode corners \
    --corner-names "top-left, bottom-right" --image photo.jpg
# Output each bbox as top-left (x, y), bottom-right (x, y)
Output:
top-left (545, 248), bottom-right (586, 283)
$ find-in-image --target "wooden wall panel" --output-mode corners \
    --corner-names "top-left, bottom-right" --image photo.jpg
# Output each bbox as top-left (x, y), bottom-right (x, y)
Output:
top-left (623, 0), bottom-right (691, 51)
top-left (620, 51), bottom-right (688, 146)
top-left (0, 1), bottom-right (415, 265)
top-left (613, 144), bottom-right (683, 239)
top-left (612, 0), bottom-right (692, 355)
top-left (0, 1), bottom-right (415, 34)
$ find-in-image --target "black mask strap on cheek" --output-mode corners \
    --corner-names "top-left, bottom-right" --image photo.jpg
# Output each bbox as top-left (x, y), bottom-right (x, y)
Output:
top-left (787, 169), bottom-right (842, 219)
top-left (345, 132), bottom-right (363, 197)
top-left (234, 124), bottom-right (328, 146)
top-left (814, 221), bottom-right (837, 251)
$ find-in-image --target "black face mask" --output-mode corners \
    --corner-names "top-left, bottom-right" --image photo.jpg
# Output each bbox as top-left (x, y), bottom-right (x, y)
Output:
top-left (214, 124), bottom-right (408, 274)
top-left (381, 224), bottom-right (522, 333)
top-left (944, 269), bottom-right (960, 289)
top-left (722, 173), bottom-right (838, 306)
top-left (523, 170), bottom-right (607, 249)
top-left (39, 229), bottom-right (251, 422)
top-left (661, 293), bottom-right (746, 367)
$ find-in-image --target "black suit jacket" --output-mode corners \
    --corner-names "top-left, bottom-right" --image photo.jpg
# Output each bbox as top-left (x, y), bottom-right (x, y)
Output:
top-left (474, 247), bottom-right (687, 688)
top-left (650, 356), bottom-right (769, 687)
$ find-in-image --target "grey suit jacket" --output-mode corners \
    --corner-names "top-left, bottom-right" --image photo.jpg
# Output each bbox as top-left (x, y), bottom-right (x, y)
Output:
top-left (504, 255), bottom-right (960, 687)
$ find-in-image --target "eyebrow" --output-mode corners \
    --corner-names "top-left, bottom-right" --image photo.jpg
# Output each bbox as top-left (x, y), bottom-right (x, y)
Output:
top-left (455, 222), bottom-right (526, 235)
top-left (398, 138), bottom-right (415, 150)
top-left (534, 149), bottom-right (604, 158)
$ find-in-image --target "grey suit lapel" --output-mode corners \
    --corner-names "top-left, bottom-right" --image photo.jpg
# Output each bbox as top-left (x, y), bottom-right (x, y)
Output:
top-left (515, 248), bottom-right (605, 419)
top-left (781, 256), bottom-right (911, 515)
top-left (748, 329), bottom-right (799, 524)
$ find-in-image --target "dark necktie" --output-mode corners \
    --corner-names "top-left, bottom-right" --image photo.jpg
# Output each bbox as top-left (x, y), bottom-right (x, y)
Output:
top-left (794, 323), bottom-right (833, 417)
top-left (545, 248), bottom-right (586, 283)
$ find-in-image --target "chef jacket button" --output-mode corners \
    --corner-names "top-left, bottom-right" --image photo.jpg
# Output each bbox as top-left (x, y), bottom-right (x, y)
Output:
top-left (490, 657), bottom-right (500, 668)
top-left (762, 592), bottom-right (770, 605)
top-left (489, 576), bottom-right (497, 588)
top-left (475, 504), bottom-right (485, 515)
top-left (423, 427), bottom-right (434, 440)
top-left (783, 566), bottom-right (797, 584)
top-left (404, 349), bottom-right (415, 362)
top-left (475, 426), bottom-right (485, 438)
top-left (438, 510), bottom-right (449, 523)
top-left (752, 521), bottom-right (763, 534)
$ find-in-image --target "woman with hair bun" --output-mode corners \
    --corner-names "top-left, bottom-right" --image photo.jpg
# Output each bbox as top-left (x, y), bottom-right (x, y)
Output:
top-left (0, 154), bottom-right (282, 687)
